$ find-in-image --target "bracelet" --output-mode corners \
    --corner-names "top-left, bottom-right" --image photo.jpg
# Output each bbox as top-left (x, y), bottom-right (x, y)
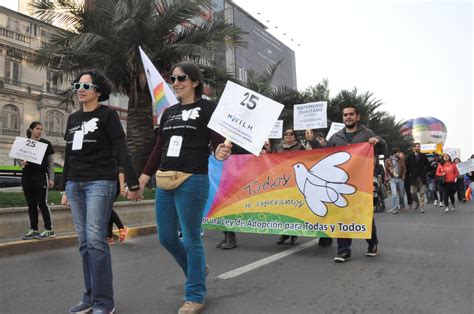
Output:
top-left (60, 191), bottom-right (66, 195)
top-left (128, 185), bottom-right (140, 192)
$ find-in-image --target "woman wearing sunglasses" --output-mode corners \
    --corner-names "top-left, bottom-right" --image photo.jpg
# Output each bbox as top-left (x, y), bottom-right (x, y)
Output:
top-left (139, 61), bottom-right (232, 314)
top-left (61, 70), bottom-right (141, 314)
top-left (275, 127), bottom-right (305, 245)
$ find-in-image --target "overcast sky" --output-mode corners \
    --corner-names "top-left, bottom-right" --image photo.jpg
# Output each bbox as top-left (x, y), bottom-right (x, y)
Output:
top-left (2, 0), bottom-right (472, 159)
top-left (233, 0), bottom-right (472, 159)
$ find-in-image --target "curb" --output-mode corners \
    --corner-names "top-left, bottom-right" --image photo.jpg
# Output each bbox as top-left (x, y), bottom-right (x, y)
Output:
top-left (0, 224), bottom-right (157, 257)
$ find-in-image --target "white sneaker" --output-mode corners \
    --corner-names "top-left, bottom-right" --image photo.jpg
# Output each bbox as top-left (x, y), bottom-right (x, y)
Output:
top-left (386, 208), bottom-right (394, 213)
top-left (444, 207), bottom-right (449, 212)
top-left (439, 203), bottom-right (444, 208)
top-left (433, 200), bottom-right (438, 206)
top-left (450, 205), bottom-right (456, 211)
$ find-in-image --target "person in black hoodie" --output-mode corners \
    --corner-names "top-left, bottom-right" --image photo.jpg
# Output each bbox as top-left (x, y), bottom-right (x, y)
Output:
top-left (405, 143), bottom-right (430, 213)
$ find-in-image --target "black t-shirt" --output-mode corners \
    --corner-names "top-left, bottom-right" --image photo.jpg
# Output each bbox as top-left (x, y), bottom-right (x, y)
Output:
top-left (158, 99), bottom-right (216, 174)
top-left (63, 105), bottom-right (126, 182)
top-left (22, 138), bottom-right (54, 176)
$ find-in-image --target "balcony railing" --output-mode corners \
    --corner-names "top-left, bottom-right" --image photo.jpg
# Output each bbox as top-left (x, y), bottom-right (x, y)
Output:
top-left (0, 27), bottom-right (31, 44)
top-left (0, 77), bottom-right (67, 95)
top-left (1, 77), bottom-right (43, 92)
top-left (1, 128), bottom-right (21, 136)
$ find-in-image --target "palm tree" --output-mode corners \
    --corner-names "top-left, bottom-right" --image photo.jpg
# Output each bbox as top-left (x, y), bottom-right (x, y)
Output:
top-left (31, 0), bottom-right (245, 173)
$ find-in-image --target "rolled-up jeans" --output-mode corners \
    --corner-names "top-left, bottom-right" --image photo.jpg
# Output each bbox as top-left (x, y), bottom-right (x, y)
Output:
top-left (66, 180), bottom-right (116, 310)
top-left (155, 174), bottom-right (209, 304)
top-left (389, 177), bottom-right (405, 209)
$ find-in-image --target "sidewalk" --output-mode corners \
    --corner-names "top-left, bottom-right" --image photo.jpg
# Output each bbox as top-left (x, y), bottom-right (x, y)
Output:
top-left (0, 224), bottom-right (157, 257)
top-left (0, 200), bottom-right (157, 257)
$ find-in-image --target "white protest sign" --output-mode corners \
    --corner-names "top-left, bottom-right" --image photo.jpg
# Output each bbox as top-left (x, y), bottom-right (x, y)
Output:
top-left (420, 143), bottom-right (437, 152)
top-left (293, 101), bottom-right (327, 130)
top-left (269, 120), bottom-right (283, 139)
top-left (443, 147), bottom-right (461, 160)
top-left (326, 122), bottom-right (345, 141)
top-left (9, 137), bottom-right (48, 165)
top-left (456, 159), bottom-right (474, 175)
top-left (208, 81), bottom-right (284, 156)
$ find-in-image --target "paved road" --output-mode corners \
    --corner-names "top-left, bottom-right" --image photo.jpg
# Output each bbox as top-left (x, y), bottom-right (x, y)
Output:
top-left (1, 202), bottom-right (473, 314)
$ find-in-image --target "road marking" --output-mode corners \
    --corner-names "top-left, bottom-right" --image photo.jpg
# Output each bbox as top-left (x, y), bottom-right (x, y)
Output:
top-left (216, 239), bottom-right (319, 280)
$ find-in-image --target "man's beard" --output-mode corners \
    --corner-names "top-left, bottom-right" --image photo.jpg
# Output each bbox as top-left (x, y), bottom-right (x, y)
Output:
top-left (345, 121), bottom-right (357, 129)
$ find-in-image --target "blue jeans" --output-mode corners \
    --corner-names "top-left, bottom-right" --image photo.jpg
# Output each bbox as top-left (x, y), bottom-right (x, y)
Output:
top-left (389, 178), bottom-right (405, 209)
top-left (155, 174), bottom-right (209, 304)
top-left (66, 180), bottom-right (116, 310)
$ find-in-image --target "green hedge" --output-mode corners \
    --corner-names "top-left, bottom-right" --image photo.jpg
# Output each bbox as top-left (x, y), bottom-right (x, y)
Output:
top-left (0, 188), bottom-right (156, 208)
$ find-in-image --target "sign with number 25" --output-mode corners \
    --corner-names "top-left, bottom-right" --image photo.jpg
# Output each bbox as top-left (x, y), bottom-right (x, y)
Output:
top-left (208, 81), bottom-right (284, 156)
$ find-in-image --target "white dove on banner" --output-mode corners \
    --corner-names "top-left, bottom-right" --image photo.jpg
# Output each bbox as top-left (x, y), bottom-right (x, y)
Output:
top-left (292, 152), bottom-right (356, 217)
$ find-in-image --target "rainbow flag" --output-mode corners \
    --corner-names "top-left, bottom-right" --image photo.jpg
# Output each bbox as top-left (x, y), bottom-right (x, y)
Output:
top-left (139, 47), bottom-right (178, 124)
top-left (203, 143), bottom-right (374, 239)
top-left (153, 82), bottom-right (170, 120)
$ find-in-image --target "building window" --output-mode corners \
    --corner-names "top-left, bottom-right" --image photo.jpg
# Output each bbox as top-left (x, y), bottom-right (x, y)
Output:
top-left (1, 104), bottom-right (21, 136)
top-left (237, 67), bottom-right (248, 83)
top-left (46, 70), bottom-right (58, 94)
top-left (45, 110), bottom-right (65, 137)
top-left (4, 60), bottom-right (21, 85)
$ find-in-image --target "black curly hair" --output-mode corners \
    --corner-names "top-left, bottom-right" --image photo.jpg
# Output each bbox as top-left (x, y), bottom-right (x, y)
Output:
top-left (73, 70), bottom-right (112, 102)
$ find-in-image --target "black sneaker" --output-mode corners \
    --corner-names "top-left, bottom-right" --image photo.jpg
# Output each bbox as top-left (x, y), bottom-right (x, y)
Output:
top-left (22, 229), bottom-right (40, 240)
top-left (367, 244), bottom-right (378, 257)
top-left (334, 252), bottom-right (351, 263)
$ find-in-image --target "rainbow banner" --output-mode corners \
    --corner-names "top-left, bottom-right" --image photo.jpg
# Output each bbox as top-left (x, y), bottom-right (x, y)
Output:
top-left (203, 143), bottom-right (374, 239)
top-left (139, 46), bottom-right (178, 124)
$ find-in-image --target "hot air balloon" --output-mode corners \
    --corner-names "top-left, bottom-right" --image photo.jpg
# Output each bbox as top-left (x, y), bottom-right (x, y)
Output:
top-left (400, 117), bottom-right (447, 154)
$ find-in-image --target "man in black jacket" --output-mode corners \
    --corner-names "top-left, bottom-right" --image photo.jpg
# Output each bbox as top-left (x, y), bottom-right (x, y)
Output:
top-left (405, 143), bottom-right (429, 213)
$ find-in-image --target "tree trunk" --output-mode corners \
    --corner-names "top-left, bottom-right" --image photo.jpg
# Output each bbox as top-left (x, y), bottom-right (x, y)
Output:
top-left (126, 81), bottom-right (155, 175)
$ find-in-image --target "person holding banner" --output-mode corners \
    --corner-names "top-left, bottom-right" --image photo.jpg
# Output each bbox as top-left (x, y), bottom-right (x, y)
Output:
top-left (61, 70), bottom-right (141, 314)
top-left (139, 61), bottom-right (232, 314)
top-left (327, 104), bottom-right (385, 262)
top-left (19, 121), bottom-right (56, 240)
top-left (276, 127), bottom-right (306, 245)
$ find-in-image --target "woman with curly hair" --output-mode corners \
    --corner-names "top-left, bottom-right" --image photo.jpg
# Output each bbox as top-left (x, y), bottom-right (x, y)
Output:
top-left (61, 70), bottom-right (142, 314)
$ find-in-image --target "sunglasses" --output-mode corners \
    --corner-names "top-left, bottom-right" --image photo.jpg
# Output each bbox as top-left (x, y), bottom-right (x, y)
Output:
top-left (170, 74), bottom-right (189, 84)
top-left (72, 82), bottom-right (98, 91)
top-left (284, 132), bottom-right (295, 136)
